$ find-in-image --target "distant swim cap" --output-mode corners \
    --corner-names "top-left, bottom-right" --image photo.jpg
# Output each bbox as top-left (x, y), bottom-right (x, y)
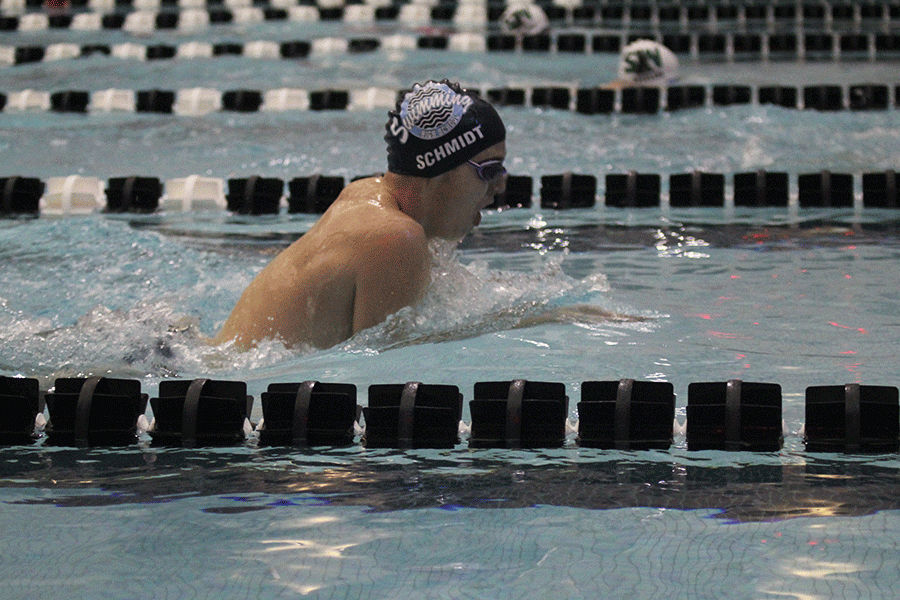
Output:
top-left (617, 40), bottom-right (680, 85)
top-left (500, 2), bottom-right (549, 36)
top-left (385, 80), bottom-right (506, 178)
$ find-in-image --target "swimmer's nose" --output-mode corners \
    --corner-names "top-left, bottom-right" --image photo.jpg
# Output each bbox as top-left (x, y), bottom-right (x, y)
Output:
top-left (491, 172), bottom-right (507, 195)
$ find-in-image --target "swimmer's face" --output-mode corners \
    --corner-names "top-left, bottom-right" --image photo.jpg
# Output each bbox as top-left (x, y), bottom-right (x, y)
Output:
top-left (434, 142), bottom-right (507, 241)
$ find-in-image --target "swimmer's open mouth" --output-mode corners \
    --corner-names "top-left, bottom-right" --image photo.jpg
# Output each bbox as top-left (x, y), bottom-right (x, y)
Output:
top-left (475, 196), bottom-right (497, 225)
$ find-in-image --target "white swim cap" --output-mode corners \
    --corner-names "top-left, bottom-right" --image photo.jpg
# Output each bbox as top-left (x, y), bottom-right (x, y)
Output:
top-left (499, 2), bottom-right (549, 36)
top-left (617, 40), bottom-right (680, 85)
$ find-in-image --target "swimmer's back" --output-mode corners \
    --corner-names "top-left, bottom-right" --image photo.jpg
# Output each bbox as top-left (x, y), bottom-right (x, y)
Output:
top-left (214, 177), bottom-right (430, 349)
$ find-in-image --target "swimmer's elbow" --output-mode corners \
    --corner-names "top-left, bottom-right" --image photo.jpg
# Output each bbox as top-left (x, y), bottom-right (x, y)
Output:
top-left (213, 317), bottom-right (264, 351)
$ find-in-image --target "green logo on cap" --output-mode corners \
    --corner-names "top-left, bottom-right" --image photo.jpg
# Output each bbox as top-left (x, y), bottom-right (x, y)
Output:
top-left (623, 48), bottom-right (663, 76)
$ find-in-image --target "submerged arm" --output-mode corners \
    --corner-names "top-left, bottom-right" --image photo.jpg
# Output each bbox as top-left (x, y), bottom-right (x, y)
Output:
top-left (374, 302), bottom-right (651, 351)
top-left (513, 304), bottom-right (651, 328)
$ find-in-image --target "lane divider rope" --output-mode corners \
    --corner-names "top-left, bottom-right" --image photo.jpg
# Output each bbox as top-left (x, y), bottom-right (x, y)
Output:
top-left (3, 30), bottom-right (900, 62)
top-left (2, 170), bottom-right (897, 215)
top-left (1, 83), bottom-right (897, 114)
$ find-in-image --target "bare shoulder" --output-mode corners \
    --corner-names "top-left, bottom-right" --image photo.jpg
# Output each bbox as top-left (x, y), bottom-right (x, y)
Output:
top-left (363, 211), bottom-right (427, 253)
top-left (354, 216), bottom-right (429, 286)
top-left (334, 178), bottom-right (432, 333)
top-left (331, 178), bottom-right (428, 257)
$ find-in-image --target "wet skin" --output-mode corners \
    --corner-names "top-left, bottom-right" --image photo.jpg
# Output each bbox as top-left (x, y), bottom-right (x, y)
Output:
top-left (214, 142), bottom-right (507, 350)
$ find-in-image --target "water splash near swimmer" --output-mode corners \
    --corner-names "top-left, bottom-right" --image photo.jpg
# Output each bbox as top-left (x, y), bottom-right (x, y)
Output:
top-left (0, 297), bottom-right (299, 384)
top-left (346, 240), bottom-right (650, 351)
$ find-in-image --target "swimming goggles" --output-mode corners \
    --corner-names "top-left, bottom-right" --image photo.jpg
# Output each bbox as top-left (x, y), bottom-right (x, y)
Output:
top-left (467, 158), bottom-right (507, 182)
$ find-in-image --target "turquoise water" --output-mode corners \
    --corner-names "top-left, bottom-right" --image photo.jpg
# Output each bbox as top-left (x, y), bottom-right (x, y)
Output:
top-left (3, 212), bottom-right (900, 599)
top-left (3, 13), bottom-right (900, 600)
top-left (5, 479), bottom-right (900, 600)
top-left (3, 444), bottom-right (900, 599)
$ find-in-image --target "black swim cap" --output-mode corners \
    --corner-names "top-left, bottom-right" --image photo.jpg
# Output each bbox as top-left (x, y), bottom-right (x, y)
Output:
top-left (385, 80), bottom-right (506, 178)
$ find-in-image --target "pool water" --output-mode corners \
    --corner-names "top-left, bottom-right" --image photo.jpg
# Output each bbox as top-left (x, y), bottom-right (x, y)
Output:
top-left (3, 11), bottom-right (900, 600)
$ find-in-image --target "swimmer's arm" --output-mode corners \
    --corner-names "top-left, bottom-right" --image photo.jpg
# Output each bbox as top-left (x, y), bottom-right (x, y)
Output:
top-left (513, 304), bottom-right (650, 328)
top-left (351, 225), bottom-right (430, 335)
top-left (379, 303), bottom-right (651, 351)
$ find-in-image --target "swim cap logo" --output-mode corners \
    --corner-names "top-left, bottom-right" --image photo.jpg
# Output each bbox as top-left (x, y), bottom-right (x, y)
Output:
top-left (504, 9), bottom-right (531, 30)
top-left (398, 82), bottom-right (473, 141)
top-left (623, 48), bottom-right (664, 80)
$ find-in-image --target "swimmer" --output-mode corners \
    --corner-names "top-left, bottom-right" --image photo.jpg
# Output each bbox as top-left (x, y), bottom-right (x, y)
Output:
top-left (42, 0), bottom-right (70, 15)
top-left (602, 39), bottom-right (680, 89)
top-left (499, 2), bottom-right (550, 37)
top-left (214, 80), bottom-right (509, 350)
